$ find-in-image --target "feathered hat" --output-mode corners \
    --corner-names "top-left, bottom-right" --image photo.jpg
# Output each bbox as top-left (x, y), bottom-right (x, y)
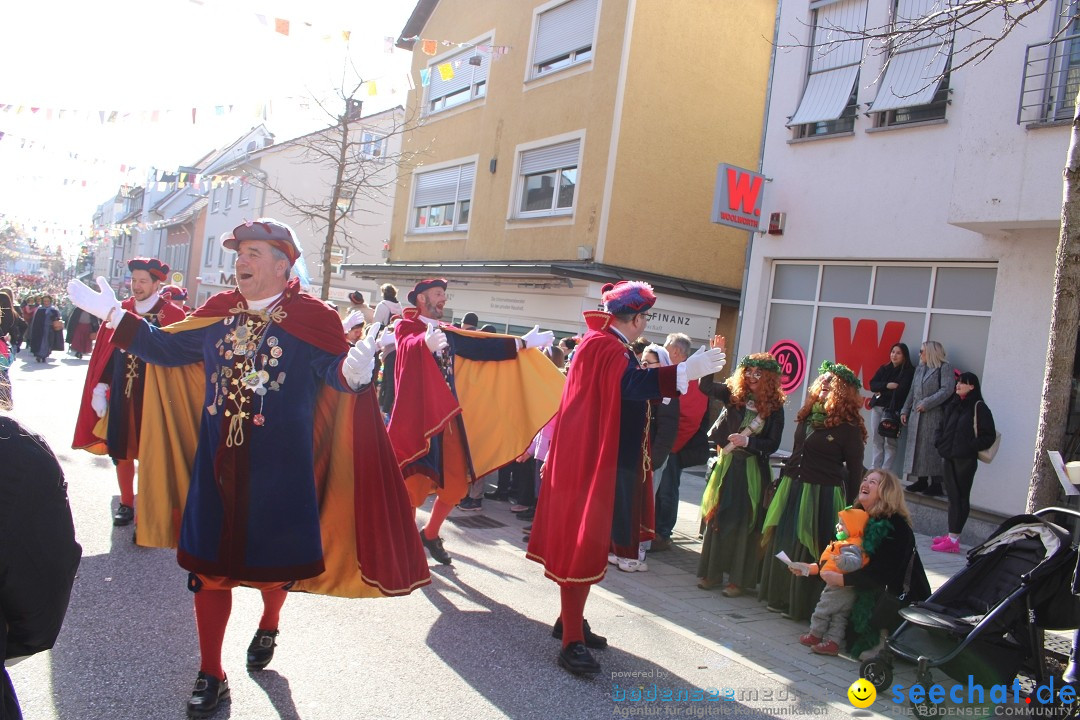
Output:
top-left (601, 281), bottom-right (656, 315)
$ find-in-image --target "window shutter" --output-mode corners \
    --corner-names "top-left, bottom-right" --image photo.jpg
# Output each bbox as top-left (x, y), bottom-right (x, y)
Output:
top-left (520, 140), bottom-right (580, 176)
top-left (533, 0), bottom-right (599, 66)
top-left (427, 44), bottom-right (491, 101)
top-left (414, 166), bottom-right (463, 207)
top-left (787, 0), bottom-right (867, 126)
top-left (414, 163), bottom-right (475, 207)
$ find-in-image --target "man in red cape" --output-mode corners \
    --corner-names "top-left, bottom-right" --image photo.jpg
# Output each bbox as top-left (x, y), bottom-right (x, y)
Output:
top-left (526, 281), bottom-right (726, 676)
top-left (71, 256), bottom-right (186, 529)
top-left (388, 278), bottom-right (565, 565)
top-left (69, 219), bottom-right (429, 719)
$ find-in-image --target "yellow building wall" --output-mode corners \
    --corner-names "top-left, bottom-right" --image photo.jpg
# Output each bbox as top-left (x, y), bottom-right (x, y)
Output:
top-left (602, 0), bottom-right (777, 290)
top-left (389, 0), bottom-right (630, 263)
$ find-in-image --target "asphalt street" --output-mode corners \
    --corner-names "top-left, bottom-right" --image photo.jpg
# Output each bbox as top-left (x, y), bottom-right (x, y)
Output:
top-left (6, 351), bottom-right (866, 720)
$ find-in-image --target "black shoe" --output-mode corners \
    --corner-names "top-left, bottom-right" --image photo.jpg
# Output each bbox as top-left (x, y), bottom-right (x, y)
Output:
top-left (246, 629), bottom-right (279, 670)
top-left (650, 537), bottom-right (672, 552)
top-left (921, 483), bottom-right (945, 497)
top-left (186, 671), bottom-right (229, 718)
top-left (558, 642), bottom-right (601, 676)
top-left (420, 527), bottom-right (452, 564)
top-left (552, 617), bottom-right (608, 649)
top-left (517, 507), bottom-right (535, 521)
top-left (484, 491), bottom-right (509, 501)
top-left (905, 478), bottom-right (929, 493)
top-left (113, 504), bottom-right (135, 526)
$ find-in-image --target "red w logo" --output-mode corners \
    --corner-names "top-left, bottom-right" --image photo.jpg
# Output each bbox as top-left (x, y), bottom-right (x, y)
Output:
top-left (832, 318), bottom-right (906, 390)
top-left (727, 168), bottom-right (763, 215)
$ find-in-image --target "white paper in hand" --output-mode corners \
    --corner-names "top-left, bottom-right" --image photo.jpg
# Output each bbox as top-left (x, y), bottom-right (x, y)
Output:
top-left (775, 550), bottom-right (810, 576)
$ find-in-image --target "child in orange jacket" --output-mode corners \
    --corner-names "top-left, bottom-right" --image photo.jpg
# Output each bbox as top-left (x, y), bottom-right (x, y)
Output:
top-left (794, 507), bottom-right (869, 655)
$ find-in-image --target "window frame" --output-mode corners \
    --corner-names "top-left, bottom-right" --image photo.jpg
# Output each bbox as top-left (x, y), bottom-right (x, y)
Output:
top-left (409, 159), bottom-right (477, 235)
top-left (527, 0), bottom-right (599, 82)
top-left (424, 36), bottom-right (493, 117)
top-left (511, 133), bottom-right (584, 220)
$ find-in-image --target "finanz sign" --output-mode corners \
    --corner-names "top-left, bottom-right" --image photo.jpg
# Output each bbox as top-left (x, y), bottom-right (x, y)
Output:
top-left (712, 163), bottom-right (765, 232)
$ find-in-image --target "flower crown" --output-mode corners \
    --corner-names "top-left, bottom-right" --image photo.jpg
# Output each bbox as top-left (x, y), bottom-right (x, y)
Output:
top-left (738, 355), bottom-right (781, 373)
top-left (819, 360), bottom-right (860, 388)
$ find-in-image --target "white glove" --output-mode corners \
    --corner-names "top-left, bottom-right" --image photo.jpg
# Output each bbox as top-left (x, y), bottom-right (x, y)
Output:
top-left (377, 328), bottom-right (397, 350)
top-left (91, 382), bottom-right (109, 418)
top-left (67, 277), bottom-right (123, 325)
top-left (425, 324), bottom-right (448, 353)
top-left (681, 346), bottom-right (727, 382)
top-left (521, 325), bottom-right (554, 350)
top-left (342, 323), bottom-right (380, 389)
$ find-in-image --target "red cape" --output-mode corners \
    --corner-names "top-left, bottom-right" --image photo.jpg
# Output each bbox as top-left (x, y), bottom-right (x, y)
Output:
top-left (526, 312), bottom-right (677, 585)
top-left (72, 296), bottom-right (186, 454)
top-left (387, 309), bottom-right (566, 479)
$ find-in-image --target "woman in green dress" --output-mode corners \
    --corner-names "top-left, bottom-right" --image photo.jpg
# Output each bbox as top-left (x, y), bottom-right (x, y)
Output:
top-left (697, 353), bottom-right (786, 596)
top-left (758, 361), bottom-right (866, 621)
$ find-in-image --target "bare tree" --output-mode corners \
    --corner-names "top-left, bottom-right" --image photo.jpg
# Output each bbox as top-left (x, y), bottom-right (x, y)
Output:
top-left (782, 0), bottom-right (1078, 511)
top-left (243, 70), bottom-right (424, 301)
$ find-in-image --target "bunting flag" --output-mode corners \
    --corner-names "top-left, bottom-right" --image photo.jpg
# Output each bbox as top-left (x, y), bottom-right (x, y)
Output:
top-left (422, 39), bottom-right (437, 56)
top-left (419, 68), bottom-right (431, 88)
top-left (275, 18), bottom-right (290, 36)
top-left (438, 63), bottom-right (454, 81)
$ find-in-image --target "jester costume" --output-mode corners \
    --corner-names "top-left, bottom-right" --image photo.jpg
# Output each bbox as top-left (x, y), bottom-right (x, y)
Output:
top-left (110, 278), bottom-right (429, 597)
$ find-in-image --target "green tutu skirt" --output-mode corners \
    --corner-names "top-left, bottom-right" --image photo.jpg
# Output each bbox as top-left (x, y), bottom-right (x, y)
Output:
top-left (697, 450), bottom-right (766, 589)
top-left (757, 477), bottom-right (845, 622)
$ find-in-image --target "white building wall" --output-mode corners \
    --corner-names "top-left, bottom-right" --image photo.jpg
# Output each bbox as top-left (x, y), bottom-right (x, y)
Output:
top-left (742, 0), bottom-right (1071, 516)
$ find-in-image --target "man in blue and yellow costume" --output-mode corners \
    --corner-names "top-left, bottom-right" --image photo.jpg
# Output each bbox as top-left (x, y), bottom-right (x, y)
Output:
top-left (388, 278), bottom-right (564, 565)
top-left (68, 219), bottom-right (429, 719)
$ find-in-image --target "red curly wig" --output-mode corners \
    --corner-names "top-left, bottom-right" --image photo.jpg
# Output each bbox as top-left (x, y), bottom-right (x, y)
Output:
top-left (796, 373), bottom-right (868, 443)
top-left (726, 353), bottom-right (786, 418)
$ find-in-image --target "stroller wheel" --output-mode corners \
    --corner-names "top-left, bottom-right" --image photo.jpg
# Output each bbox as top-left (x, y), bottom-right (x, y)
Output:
top-left (860, 657), bottom-right (893, 691)
top-left (910, 671), bottom-right (934, 719)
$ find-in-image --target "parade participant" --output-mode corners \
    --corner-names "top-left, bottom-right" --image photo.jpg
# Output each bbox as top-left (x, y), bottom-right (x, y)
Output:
top-left (389, 278), bottom-right (564, 565)
top-left (68, 219), bottom-right (429, 719)
top-left (527, 281), bottom-right (727, 676)
top-left (71, 258), bottom-right (185, 528)
top-left (348, 290), bottom-right (375, 325)
top-left (162, 285), bottom-right (193, 314)
top-left (65, 305), bottom-right (99, 359)
top-left (759, 361), bottom-right (866, 622)
top-left (697, 352), bottom-right (786, 596)
top-left (27, 294), bottom-right (62, 362)
top-left (342, 310), bottom-right (366, 345)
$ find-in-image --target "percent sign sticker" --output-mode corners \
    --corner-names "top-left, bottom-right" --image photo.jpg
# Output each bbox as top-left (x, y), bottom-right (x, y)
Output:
top-left (768, 339), bottom-right (806, 394)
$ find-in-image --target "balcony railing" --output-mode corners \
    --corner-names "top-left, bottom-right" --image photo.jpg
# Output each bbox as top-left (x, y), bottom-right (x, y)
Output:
top-left (1018, 32), bottom-right (1080, 124)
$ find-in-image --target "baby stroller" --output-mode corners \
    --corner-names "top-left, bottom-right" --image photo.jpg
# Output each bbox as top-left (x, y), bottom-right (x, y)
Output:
top-left (860, 508), bottom-right (1080, 708)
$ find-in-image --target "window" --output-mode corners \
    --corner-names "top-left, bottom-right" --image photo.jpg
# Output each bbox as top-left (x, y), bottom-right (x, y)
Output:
top-left (516, 139), bottom-right (580, 216)
top-left (330, 245), bottom-right (347, 274)
top-left (217, 245), bottom-right (225, 268)
top-left (204, 236), bottom-right (215, 265)
top-left (211, 187), bottom-right (220, 213)
top-left (360, 131), bottom-right (387, 159)
top-left (1019, 0), bottom-right (1080, 123)
top-left (531, 0), bottom-right (598, 79)
top-left (412, 162), bottom-right (475, 233)
top-left (224, 185), bottom-right (234, 210)
top-left (426, 42), bottom-right (490, 115)
top-left (789, 0), bottom-right (869, 138)
top-left (239, 181), bottom-right (251, 206)
top-left (869, 0), bottom-right (952, 127)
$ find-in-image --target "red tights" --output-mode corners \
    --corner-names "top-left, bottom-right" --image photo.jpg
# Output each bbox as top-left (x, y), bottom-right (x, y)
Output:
top-left (193, 586), bottom-right (288, 680)
top-left (559, 584), bottom-right (590, 648)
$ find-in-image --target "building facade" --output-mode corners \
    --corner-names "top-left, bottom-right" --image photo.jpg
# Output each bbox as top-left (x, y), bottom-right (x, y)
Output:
top-left (346, 0), bottom-right (778, 344)
top-left (741, 0), bottom-right (1076, 516)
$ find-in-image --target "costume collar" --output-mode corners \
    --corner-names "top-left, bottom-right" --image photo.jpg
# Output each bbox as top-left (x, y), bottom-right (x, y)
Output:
top-left (134, 295), bottom-right (160, 315)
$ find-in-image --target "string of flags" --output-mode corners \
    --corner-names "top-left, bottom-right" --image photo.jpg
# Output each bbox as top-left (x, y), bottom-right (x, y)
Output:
top-left (389, 36), bottom-right (512, 88)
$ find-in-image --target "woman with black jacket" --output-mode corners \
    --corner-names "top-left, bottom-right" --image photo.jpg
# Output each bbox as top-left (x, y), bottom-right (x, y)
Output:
top-left (821, 469), bottom-right (930, 660)
top-left (868, 343), bottom-right (914, 473)
top-left (932, 371), bottom-right (996, 554)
